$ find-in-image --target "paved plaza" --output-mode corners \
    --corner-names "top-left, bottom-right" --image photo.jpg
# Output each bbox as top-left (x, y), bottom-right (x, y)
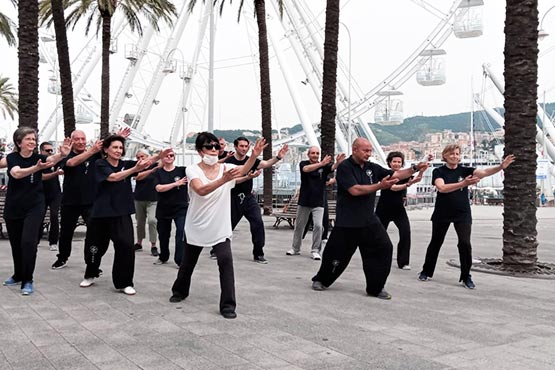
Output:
top-left (0, 206), bottom-right (554, 370)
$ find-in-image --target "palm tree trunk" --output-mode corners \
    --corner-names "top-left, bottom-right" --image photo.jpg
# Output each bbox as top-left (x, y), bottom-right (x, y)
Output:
top-left (320, 0), bottom-right (340, 158)
top-left (100, 12), bottom-right (111, 138)
top-left (255, 0), bottom-right (273, 215)
top-left (18, 0), bottom-right (39, 130)
top-left (502, 0), bottom-right (538, 269)
top-left (51, 0), bottom-right (76, 137)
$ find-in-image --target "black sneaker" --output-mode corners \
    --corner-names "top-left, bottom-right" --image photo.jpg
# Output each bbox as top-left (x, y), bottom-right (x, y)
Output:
top-left (418, 272), bottom-right (430, 281)
top-left (169, 293), bottom-right (185, 303)
top-left (461, 275), bottom-right (476, 289)
top-left (151, 247), bottom-right (159, 257)
top-left (221, 311), bottom-right (237, 319)
top-left (51, 259), bottom-right (67, 270)
top-left (375, 290), bottom-right (392, 300)
top-left (253, 256), bottom-right (268, 264)
top-left (209, 250), bottom-right (217, 260)
top-left (312, 281), bottom-right (326, 291)
top-left (134, 243), bottom-right (142, 251)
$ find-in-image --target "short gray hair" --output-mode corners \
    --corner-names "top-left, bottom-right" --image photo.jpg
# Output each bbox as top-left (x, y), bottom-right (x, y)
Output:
top-left (13, 126), bottom-right (37, 152)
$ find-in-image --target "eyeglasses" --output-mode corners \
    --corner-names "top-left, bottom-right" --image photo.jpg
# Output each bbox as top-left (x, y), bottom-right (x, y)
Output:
top-left (44, 149), bottom-right (54, 153)
top-left (202, 143), bottom-right (221, 151)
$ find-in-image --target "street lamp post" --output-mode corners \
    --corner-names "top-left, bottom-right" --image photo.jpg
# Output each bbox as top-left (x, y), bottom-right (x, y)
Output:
top-left (166, 48), bottom-right (187, 165)
top-left (339, 22), bottom-right (352, 153)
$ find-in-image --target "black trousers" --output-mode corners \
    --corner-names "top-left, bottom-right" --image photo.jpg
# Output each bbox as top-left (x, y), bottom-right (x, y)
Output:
top-left (156, 214), bottom-right (186, 265)
top-left (40, 194), bottom-right (61, 245)
top-left (6, 206), bottom-right (44, 287)
top-left (376, 207), bottom-right (411, 268)
top-left (312, 224), bottom-right (393, 296)
top-left (421, 222), bottom-right (472, 281)
top-left (84, 216), bottom-right (135, 289)
top-left (58, 204), bottom-right (92, 262)
top-left (172, 239), bottom-right (236, 314)
top-left (231, 193), bottom-right (265, 257)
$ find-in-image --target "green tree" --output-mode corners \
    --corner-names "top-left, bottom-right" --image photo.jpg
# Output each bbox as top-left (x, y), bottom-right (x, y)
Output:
top-left (0, 1), bottom-right (17, 47)
top-left (502, 0), bottom-right (539, 269)
top-left (319, 0), bottom-right (340, 158)
top-left (18, 0), bottom-right (40, 129)
top-left (39, 0), bottom-right (77, 137)
top-left (55, 0), bottom-right (176, 138)
top-left (0, 76), bottom-right (18, 120)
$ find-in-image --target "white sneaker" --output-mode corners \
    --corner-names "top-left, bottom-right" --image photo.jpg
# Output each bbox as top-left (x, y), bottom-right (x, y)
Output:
top-left (79, 278), bottom-right (95, 288)
top-left (472, 258), bottom-right (481, 264)
top-left (121, 286), bottom-right (136, 295)
top-left (311, 252), bottom-right (321, 260)
top-left (286, 249), bottom-right (300, 256)
top-left (49, 244), bottom-right (58, 251)
top-left (401, 265), bottom-right (411, 270)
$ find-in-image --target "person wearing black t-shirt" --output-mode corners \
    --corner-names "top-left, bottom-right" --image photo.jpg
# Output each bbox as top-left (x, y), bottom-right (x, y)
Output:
top-left (154, 149), bottom-right (188, 267)
top-left (2, 127), bottom-right (70, 295)
top-left (79, 135), bottom-right (169, 295)
top-left (418, 144), bottom-right (515, 289)
top-left (133, 149), bottom-right (159, 256)
top-left (286, 147), bottom-right (345, 260)
top-left (221, 136), bottom-right (288, 264)
top-left (375, 152), bottom-right (425, 270)
top-left (217, 137), bottom-right (233, 161)
top-left (39, 141), bottom-right (63, 251)
top-left (311, 138), bottom-right (429, 299)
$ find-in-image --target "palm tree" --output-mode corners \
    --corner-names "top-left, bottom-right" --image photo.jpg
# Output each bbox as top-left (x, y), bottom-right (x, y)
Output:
top-left (18, 0), bottom-right (40, 129)
top-left (319, 0), bottom-right (340, 159)
top-left (190, 0), bottom-right (281, 214)
top-left (39, 0), bottom-right (77, 137)
top-left (0, 76), bottom-right (18, 120)
top-left (0, 1), bottom-right (17, 47)
top-left (53, 0), bottom-right (176, 138)
top-left (502, 0), bottom-right (539, 269)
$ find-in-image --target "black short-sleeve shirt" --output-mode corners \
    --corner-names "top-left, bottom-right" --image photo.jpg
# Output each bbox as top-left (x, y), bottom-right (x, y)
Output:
top-left (91, 159), bottom-right (136, 218)
top-left (375, 177), bottom-right (409, 215)
top-left (335, 156), bottom-right (393, 228)
top-left (134, 165), bottom-right (159, 202)
top-left (42, 164), bottom-right (62, 201)
top-left (298, 160), bottom-right (333, 208)
top-left (431, 165), bottom-right (475, 223)
top-left (155, 166), bottom-right (188, 219)
top-left (225, 155), bottom-right (261, 195)
top-left (5, 152), bottom-right (46, 219)
top-left (61, 151), bottom-right (102, 206)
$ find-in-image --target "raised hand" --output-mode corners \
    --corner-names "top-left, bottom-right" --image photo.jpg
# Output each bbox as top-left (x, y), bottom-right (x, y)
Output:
top-left (336, 153), bottom-right (347, 163)
top-left (247, 169), bottom-right (262, 179)
top-left (501, 154), bottom-right (515, 169)
top-left (36, 159), bottom-right (54, 171)
top-left (91, 140), bottom-right (103, 153)
top-left (278, 144), bottom-right (289, 158)
top-left (117, 126), bottom-right (132, 138)
top-left (136, 159), bottom-right (151, 172)
top-left (159, 147), bottom-right (173, 159)
top-left (59, 137), bottom-right (72, 157)
top-left (251, 138), bottom-right (268, 157)
top-left (321, 155), bottom-right (332, 165)
top-left (222, 167), bottom-right (244, 182)
top-left (379, 175), bottom-right (399, 189)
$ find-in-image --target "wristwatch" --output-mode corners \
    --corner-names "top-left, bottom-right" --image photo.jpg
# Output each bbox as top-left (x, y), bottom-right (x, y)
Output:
top-left (411, 163), bottom-right (419, 172)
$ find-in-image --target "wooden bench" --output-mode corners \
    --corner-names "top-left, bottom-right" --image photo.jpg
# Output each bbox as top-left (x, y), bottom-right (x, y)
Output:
top-left (272, 197), bottom-right (337, 229)
top-left (485, 197), bottom-right (504, 206)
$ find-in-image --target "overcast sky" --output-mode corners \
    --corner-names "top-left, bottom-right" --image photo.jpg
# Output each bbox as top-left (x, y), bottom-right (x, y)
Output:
top-left (0, 0), bottom-right (554, 142)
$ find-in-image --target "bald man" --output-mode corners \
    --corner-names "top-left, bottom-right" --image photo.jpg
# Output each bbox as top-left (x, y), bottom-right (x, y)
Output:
top-left (311, 138), bottom-right (428, 299)
top-left (286, 147), bottom-right (345, 260)
top-left (51, 130), bottom-right (104, 270)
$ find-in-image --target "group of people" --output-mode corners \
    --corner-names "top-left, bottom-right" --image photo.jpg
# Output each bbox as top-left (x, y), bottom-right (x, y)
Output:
top-left (1, 127), bottom-right (515, 318)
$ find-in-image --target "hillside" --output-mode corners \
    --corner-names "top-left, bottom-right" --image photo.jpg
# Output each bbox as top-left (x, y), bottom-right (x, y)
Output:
top-left (200, 103), bottom-right (554, 145)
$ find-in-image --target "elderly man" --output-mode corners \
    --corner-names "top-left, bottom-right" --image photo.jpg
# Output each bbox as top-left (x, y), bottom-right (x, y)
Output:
top-left (286, 147), bottom-right (345, 260)
top-left (311, 138), bottom-right (428, 299)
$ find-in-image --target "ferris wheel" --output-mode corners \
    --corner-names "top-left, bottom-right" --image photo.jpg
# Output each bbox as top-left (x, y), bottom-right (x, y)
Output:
top-left (37, 0), bottom-right (487, 163)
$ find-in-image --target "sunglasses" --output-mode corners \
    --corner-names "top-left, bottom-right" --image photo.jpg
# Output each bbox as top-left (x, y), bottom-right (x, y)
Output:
top-left (44, 149), bottom-right (54, 153)
top-left (166, 154), bottom-right (175, 158)
top-left (202, 143), bottom-right (221, 151)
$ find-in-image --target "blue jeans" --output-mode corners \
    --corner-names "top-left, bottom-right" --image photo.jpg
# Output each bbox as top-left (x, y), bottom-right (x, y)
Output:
top-left (157, 215), bottom-right (186, 265)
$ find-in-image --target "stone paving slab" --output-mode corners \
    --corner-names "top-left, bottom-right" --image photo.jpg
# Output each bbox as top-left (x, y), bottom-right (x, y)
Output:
top-left (0, 205), bottom-right (554, 369)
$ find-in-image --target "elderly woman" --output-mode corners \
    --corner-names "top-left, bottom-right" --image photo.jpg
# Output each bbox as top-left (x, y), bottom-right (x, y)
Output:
top-left (170, 132), bottom-right (265, 319)
top-left (133, 148), bottom-right (159, 256)
top-left (2, 127), bottom-right (70, 295)
top-left (80, 135), bottom-right (169, 295)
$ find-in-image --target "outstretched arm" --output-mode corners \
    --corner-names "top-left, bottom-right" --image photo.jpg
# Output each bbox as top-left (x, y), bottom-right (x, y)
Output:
top-left (258, 144), bottom-right (289, 169)
top-left (473, 154), bottom-right (515, 179)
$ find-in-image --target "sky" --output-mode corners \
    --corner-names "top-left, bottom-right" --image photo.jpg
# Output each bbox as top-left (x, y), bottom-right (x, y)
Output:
top-left (0, 0), bottom-right (554, 143)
